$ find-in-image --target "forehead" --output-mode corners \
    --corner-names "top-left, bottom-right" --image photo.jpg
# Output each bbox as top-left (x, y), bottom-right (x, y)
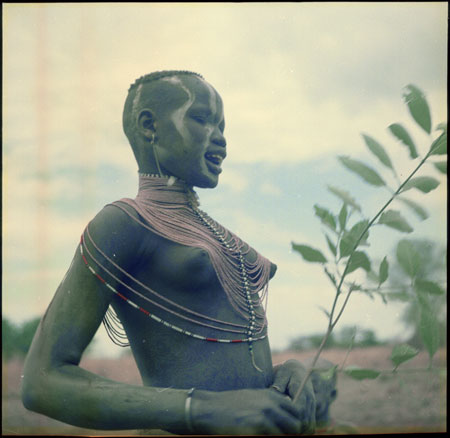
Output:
top-left (176, 75), bottom-right (223, 112)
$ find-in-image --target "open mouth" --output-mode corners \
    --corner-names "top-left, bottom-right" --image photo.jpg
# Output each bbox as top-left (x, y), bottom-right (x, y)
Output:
top-left (204, 153), bottom-right (224, 174)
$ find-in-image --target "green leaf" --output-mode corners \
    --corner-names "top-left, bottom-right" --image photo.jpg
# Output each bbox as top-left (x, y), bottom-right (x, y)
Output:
top-left (378, 210), bottom-right (413, 233)
top-left (379, 292), bottom-right (388, 305)
top-left (384, 291), bottom-right (411, 302)
top-left (419, 303), bottom-right (440, 360)
top-left (390, 344), bottom-right (419, 368)
top-left (314, 205), bottom-right (336, 231)
top-left (338, 156), bottom-right (386, 186)
top-left (317, 305), bottom-right (331, 319)
top-left (292, 243), bottom-right (327, 264)
top-left (324, 267), bottom-right (337, 287)
top-left (366, 269), bottom-right (379, 284)
top-left (343, 366), bottom-right (380, 380)
top-left (327, 185), bottom-right (362, 212)
top-left (415, 279), bottom-right (445, 296)
top-left (388, 123), bottom-right (418, 159)
top-left (346, 251), bottom-right (371, 274)
top-left (402, 84), bottom-right (432, 134)
top-left (379, 256), bottom-right (389, 286)
top-left (397, 197), bottom-right (429, 220)
top-left (339, 220), bottom-right (370, 257)
top-left (433, 161), bottom-right (447, 174)
top-left (349, 283), bottom-right (363, 292)
top-left (396, 240), bottom-right (421, 278)
top-left (362, 134), bottom-right (393, 169)
top-left (318, 365), bottom-right (338, 382)
top-left (402, 176), bottom-right (440, 193)
top-left (436, 122), bottom-right (447, 133)
top-left (429, 131), bottom-right (447, 156)
top-left (338, 204), bottom-right (348, 231)
top-left (325, 234), bottom-right (337, 257)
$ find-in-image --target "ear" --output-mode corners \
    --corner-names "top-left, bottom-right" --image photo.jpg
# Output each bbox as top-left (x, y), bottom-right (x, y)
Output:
top-left (137, 109), bottom-right (157, 142)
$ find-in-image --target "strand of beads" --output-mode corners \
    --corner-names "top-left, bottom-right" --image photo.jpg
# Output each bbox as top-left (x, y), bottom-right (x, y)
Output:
top-left (189, 202), bottom-right (263, 372)
top-left (238, 250), bottom-right (263, 372)
top-left (80, 238), bottom-right (266, 344)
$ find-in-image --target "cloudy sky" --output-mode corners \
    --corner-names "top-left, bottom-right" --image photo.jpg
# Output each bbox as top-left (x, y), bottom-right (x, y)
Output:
top-left (3, 2), bottom-right (447, 356)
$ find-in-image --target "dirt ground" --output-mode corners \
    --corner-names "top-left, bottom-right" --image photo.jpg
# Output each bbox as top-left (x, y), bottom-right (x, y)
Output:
top-left (2, 346), bottom-right (446, 436)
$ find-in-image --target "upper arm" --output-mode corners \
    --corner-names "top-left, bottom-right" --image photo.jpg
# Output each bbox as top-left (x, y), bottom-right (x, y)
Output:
top-left (24, 204), bottom-right (144, 371)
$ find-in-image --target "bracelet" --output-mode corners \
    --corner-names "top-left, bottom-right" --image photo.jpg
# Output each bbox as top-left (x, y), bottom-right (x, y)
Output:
top-left (184, 387), bottom-right (195, 433)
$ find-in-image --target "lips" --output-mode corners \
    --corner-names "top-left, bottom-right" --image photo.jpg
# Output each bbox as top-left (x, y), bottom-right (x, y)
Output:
top-left (204, 152), bottom-right (225, 174)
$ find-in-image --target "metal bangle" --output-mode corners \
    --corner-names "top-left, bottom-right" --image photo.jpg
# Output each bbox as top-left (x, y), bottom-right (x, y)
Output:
top-left (184, 387), bottom-right (195, 433)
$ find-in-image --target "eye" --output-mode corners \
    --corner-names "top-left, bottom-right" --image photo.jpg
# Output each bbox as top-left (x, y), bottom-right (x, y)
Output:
top-left (192, 115), bottom-right (207, 125)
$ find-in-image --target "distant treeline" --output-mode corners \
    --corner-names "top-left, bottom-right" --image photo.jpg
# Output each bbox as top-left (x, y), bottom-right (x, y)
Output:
top-left (287, 326), bottom-right (385, 351)
top-left (2, 317), bottom-right (41, 360)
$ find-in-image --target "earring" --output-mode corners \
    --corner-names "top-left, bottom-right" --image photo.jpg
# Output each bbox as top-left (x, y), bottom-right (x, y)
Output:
top-left (148, 133), bottom-right (155, 144)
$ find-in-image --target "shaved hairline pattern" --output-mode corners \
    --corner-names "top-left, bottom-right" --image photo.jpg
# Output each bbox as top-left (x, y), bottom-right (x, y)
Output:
top-left (123, 70), bottom-right (205, 163)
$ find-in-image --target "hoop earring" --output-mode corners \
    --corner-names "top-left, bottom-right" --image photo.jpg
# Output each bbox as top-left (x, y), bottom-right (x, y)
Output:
top-left (152, 144), bottom-right (164, 177)
top-left (153, 144), bottom-right (177, 186)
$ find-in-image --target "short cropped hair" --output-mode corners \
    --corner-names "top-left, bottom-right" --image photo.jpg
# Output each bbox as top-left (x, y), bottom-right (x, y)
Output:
top-left (123, 70), bottom-right (204, 148)
top-left (128, 70), bottom-right (204, 93)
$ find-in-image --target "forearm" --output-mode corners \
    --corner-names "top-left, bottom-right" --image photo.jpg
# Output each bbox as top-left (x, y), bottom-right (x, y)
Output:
top-left (22, 363), bottom-right (188, 432)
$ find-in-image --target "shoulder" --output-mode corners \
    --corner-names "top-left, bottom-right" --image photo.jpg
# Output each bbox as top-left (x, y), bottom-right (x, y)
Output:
top-left (84, 201), bottom-right (156, 266)
top-left (88, 202), bottom-right (142, 242)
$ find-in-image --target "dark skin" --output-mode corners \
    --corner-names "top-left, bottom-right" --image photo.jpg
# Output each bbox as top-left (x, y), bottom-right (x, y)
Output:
top-left (21, 74), bottom-right (316, 435)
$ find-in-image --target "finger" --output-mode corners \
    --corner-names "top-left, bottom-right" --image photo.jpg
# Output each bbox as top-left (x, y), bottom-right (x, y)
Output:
top-left (266, 405), bottom-right (302, 435)
top-left (300, 411), bottom-right (316, 435)
top-left (272, 391), bottom-right (302, 418)
top-left (272, 368), bottom-right (291, 394)
top-left (301, 419), bottom-right (316, 435)
top-left (275, 398), bottom-right (316, 435)
top-left (298, 394), bottom-right (316, 433)
top-left (298, 390), bottom-right (316, 421)
top-left (289, 379), bottom-right (315, 410)
top-left (287, 391), bottom-right (316, 433)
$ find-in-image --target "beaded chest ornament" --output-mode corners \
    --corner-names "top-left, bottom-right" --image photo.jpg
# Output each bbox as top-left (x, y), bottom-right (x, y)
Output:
top-left (80, 174), bottom-right (273, 372)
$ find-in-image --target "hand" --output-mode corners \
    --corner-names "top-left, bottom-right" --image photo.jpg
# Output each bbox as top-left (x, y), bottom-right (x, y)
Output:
top-left (190, 387), bottom-right (304, 435)
top-left (272, 359), bottom-right (316, 434)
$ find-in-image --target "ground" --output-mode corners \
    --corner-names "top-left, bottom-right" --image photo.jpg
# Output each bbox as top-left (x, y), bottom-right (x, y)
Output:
top-left (2, 346), bottom-right (446, 435)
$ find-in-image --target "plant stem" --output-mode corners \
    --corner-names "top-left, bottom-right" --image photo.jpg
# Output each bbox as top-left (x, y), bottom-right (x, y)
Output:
top-left (292, 327), bottom-right (332, 404)
top-left (339, 328), bottom-right (356, 371)
top-left (291, 147), bottom-right (437, 404)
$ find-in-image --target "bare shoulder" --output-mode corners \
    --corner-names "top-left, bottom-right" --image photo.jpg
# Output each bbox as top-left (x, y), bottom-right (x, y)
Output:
top-left (85, 201), bottom-right (158, 265)
top-left (87, 201), bottom-right (145, 242)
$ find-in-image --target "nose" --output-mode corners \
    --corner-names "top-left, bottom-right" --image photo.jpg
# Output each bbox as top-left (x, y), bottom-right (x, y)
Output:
top-left (211, 127), bottom-right (227, 148)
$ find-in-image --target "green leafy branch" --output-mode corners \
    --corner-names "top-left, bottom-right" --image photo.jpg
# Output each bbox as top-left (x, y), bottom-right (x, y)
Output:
top-left (291, 84), bottom-right (447, 403)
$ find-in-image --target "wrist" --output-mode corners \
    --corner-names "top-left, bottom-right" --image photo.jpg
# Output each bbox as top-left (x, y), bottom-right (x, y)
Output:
top-left (184, 388), bottom-right (195, 433)
top-left (187, 388), bottom-right (219, 434)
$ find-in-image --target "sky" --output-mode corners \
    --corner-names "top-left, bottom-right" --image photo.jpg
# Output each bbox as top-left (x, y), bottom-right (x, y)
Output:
top-left (2, 2), bottom-right (447, 356)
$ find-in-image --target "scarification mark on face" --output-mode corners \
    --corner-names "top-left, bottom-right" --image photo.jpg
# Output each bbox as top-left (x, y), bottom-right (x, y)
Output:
top-left (204, 81), bottom-right (217, 115)
top-left (131, 83), bottom-right (143, 122)
top-left (202, 81), bottom-right (218, 146)
top-left (161, 76), bottom-right (194, 143)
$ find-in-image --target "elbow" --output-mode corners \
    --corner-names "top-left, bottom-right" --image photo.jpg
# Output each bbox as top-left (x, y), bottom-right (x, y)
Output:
top-left (21, 374), bottom-right (40, 412)
top-left (20, 371), bottom-right (45, 412)
top-left (20, 357), bottom-right (49, 414)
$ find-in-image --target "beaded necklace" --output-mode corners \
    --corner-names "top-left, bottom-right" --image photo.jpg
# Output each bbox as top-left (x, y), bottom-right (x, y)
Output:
top-left (82, 174), bottom-right (273, 372)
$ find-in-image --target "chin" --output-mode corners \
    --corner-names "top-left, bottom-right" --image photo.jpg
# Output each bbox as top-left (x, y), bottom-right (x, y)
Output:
top-left (196, 179), bottom-right (219, 189)
top-left (191, 173), bottom-right (219, 189)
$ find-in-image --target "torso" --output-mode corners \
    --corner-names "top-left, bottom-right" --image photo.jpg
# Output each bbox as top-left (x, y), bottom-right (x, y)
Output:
top-left (97, 203), bottom-right (276, 391)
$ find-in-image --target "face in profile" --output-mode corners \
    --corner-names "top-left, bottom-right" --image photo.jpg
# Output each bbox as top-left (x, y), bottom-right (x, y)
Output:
top-left (154, 75), bottom-right (227, 188)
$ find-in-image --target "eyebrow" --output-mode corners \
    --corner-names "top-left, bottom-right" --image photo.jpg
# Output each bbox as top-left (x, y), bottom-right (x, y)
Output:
top-left (188, 104), bottom-right (212, 113)
top-left (189, 104), bottom-right (224, 118)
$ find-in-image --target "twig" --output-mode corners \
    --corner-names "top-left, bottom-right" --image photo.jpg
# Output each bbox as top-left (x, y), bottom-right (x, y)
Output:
top-left (292, 142), bottom-right (440, 404)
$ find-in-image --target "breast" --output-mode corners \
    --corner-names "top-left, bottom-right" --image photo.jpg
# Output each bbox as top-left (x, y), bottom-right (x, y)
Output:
top-left (151, 240), bottom-right (219, 293)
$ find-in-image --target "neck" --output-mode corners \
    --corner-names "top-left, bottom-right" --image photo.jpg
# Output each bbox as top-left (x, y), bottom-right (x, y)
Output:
top-left (137, 172), bottom-right (200, 207)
